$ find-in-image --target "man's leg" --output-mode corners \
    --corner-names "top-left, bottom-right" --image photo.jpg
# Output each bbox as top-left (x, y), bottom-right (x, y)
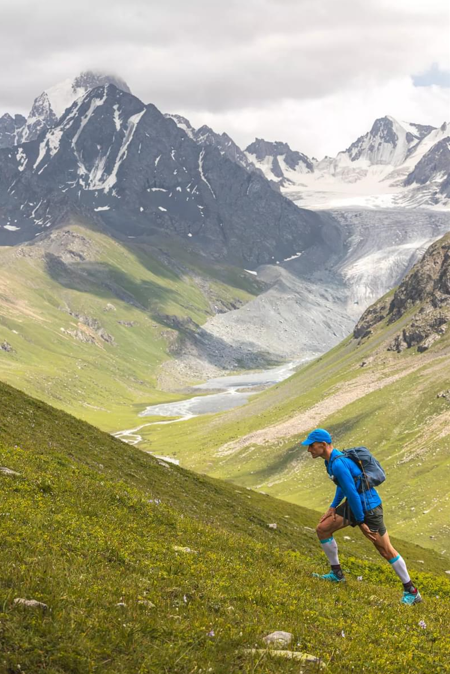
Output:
top-left (359, 526), bottom-right (422, 604)
top-left (314, 513), bottom-right (349, 581)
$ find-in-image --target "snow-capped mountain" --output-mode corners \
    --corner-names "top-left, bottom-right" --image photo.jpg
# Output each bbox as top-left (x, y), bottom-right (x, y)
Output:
top-left (331, 116), bottom-right (435, 169)
top-left (244, 139), bottom-right (314, 186)
top-left (0, 71), bottom-right (131, 148)
top-left (0, 84), bottom-right (322, 265)
top-left (242, 116), bottom-right (450, 209)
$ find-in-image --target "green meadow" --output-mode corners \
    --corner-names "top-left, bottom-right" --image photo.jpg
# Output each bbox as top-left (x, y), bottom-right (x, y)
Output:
top-left (0, 220), bottom-right (261, 431)
top-left (1, 379), bottom-right (450, 673)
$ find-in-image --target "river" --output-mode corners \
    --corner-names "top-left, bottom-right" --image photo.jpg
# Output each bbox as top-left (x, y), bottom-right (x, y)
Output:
top-left (113, 359), bottom-right (304, 451)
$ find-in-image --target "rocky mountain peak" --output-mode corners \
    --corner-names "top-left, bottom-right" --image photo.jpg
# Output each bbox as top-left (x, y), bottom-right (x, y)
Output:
top-left (244, 138), bottom-right (314, 184)
top-left (72, 71), bottom-right (131, 97)
top-left (354, 233), bottom-right (450, 352)
top-left (0, 113), bottom-right (27, 149)
top-left (0, 83), bottom-right (322, 265)
top-left (3, 71), bottom-right (132, 147)
top-left (343, 116), bottom-right (422, 166)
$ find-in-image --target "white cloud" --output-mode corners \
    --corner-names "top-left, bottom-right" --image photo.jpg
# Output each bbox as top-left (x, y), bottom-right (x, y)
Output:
top-left (0, 0), bottom-right (449, 157)
top-left (181, 78), bottom-right (450, 158)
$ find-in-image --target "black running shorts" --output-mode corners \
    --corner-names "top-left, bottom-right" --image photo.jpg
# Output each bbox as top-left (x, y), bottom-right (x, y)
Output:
top-left (335, 501), bottom-right (387, 536)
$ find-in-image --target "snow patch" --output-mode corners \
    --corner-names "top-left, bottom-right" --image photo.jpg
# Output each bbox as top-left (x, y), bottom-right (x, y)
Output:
top-left (198, 149), bottom-right (216, 199)
top-left (283, 252), bottom-right (303, 262)
top-left (16, 147), bottom-right (27, 172)
top-left (95, 108), bottom-right (145, 193)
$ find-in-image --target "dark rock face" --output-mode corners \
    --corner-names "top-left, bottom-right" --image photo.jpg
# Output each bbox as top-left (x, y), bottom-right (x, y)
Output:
top-left (405, 132), bottom-right (450, 198)
top-left (245, 138), bottom-right (314, 174)
top-left (18, 92), bottom-right (58, 143)
top-left (0, 85), bottom-right (323, 266)
top-left (166, 115), bottom-right (268, 181)
top-left (0, 114), bottom-right (26, 149)
top-left (354, 233), bottom-right (450, 352)
top-left (353, 297), bottom-right (390, 340)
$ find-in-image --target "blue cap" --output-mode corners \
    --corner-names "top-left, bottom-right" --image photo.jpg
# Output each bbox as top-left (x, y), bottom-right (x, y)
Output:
top-left (300, 428), bottom-right (332, 446)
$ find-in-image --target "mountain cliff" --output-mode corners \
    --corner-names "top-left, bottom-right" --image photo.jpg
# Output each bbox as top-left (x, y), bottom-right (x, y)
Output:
top-left (0, 84), bottom-right (323, 266)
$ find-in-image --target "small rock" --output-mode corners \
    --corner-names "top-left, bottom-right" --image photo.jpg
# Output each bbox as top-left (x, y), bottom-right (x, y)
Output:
top-left (158, 460), bottom-right (171, 469)
top-left (445, 570), bottom-right (450, 575)
top-left (268, 523), bottom-right (278, 530)
top-left (0, 467), bottom-right (21, 476)
top-left (105, 303), bottom-right (116, 311)
top-left (1, 341), bottom-right (14, 352)
top-left (343, 536), bottom-right (351, 541)
top-left (263, 631), bottom-right (292, 647)
top-left (138, 600), bottom-right (155, 608)
top-left (116, 602), bottom-right (127, 607)
top-left (243, 649), bottom-right (324, 667)
top-left (14, 598), bottom-right (48, 610)
top-left (173, 545), bottom-right (197, 554)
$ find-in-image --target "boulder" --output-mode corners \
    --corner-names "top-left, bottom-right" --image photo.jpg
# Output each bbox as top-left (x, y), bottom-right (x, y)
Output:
top-left (263, 630), bottom-right (292, 647)
top-left (14, 598), bottom-right (48, 610)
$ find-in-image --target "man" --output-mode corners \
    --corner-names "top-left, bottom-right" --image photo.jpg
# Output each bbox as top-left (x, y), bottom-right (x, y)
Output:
top-left (301, 428), bottom-right (421, 605)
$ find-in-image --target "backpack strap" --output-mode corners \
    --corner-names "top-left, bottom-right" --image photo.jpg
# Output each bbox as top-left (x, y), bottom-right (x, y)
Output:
top-left (329, 454), bottom-right (362, 492)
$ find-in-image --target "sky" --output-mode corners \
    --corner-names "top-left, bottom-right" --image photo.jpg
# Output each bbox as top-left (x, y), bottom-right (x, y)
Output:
top-left (1, 0), bottom-right (449, 158)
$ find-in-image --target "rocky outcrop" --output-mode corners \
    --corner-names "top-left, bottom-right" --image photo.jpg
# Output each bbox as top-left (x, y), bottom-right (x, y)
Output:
top-left (355, 233), bottom-right (450, 352)
top-left (0, 113), bottom-right (26, 149)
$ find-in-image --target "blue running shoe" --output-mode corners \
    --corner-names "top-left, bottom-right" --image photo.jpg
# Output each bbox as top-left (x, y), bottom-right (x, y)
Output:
top-left (401, 589), bottom-right (422, 605)
top-left (312, 571), bottom-right (345, 582)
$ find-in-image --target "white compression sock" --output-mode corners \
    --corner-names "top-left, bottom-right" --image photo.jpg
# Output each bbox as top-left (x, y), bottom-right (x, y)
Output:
top-left (319, 537), bottom-right (340, 566)
top-left (389, 554), bottom-right (411, 584)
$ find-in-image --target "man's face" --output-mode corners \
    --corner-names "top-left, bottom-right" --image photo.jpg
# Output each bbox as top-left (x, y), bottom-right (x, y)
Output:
top-left (307, 441), bottom-right (326, 458)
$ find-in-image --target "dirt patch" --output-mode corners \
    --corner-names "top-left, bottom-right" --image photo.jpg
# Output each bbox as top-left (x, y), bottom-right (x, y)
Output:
top-left (215, 362), bottom-right (427, 457)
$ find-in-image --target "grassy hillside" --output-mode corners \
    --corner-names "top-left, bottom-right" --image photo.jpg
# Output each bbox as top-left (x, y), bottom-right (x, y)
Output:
top-left (1, 379), bottom-right (450, 673)
top-left (138, 239), bottom-right (450, 552)
top-left (0, 219), bottom-right (261, 430)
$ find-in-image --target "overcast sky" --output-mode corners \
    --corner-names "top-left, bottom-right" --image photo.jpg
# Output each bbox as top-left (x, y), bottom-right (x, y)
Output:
top-left (1, 0), bottom-right (449, 157)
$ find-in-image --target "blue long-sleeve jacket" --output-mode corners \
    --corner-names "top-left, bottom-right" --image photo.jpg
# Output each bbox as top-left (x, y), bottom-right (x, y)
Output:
top-left (325, 449), bottom-right (382, 523)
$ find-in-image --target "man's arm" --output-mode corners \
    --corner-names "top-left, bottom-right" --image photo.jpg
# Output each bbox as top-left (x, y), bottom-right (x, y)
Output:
top-left (330, 485), bottom-right (345, 509)
top-left (333, 460), bottom-right (365, 523)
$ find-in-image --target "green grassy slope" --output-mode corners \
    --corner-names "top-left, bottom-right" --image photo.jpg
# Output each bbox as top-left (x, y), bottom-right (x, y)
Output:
top-left (1, 380), bottom-right (450, 673)
top-left (0, 220), bottom-right (261, 431)
top-left (140, 283), bottom-right (450, 552)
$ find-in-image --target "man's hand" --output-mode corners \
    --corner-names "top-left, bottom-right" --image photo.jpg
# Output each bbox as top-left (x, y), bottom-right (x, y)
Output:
top-left (359, 522), bottom-right (378, 543)
top-left (319, 507), bottom-right (336, 523)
